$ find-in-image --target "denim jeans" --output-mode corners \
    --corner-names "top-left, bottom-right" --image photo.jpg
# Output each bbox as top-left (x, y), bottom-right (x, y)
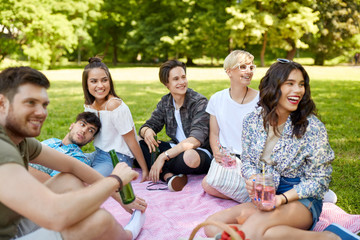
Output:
top-left (277, 177), bottom-right (323, 230)
top-left (86, 147), bottom-right (134, 177)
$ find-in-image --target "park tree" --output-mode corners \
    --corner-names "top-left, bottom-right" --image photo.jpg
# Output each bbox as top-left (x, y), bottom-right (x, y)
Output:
top-left (129, 0), bottom-right (190, 63)
top-left (0, 0), bottom-right (101, 68)
top-left (226, 0), bottom-right (319, 66)
top-left (309, 0), bottom-right (360, 65)
top-left (90, 0), bottom-right (138, 65)
top-left (187, 0), bottom-right (232, 65)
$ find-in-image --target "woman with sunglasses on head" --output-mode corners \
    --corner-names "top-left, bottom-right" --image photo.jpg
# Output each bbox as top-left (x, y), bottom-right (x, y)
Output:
top-left (201, 50), bottom-right (259, 201)
top-left (138, 59), bottom-right (212, 192)
top-left (204, 59), bottom-right (358, 240)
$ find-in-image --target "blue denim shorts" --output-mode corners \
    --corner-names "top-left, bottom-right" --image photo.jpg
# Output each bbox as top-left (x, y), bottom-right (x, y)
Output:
top-left (86, 147), bottom-right (134, 177)
top-left (277, 177), bottom-right (323, 230)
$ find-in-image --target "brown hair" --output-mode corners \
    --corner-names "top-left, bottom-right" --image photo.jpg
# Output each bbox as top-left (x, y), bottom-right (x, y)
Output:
top-left (0, 66), bottom-right (50, 102)
top-left (82, 57), bottom-right (119, 105)
top-left (159, 59), bottom-right (186, 85)
top-left (258, 61), bottom-right (317, 138)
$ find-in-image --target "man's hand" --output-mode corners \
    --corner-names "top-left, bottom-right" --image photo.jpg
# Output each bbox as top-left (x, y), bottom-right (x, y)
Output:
top-left (149, 156), bottom-right (165, 183)
top-left (111, 162), bottom-right (139, 186)
top-left (121, 196), bottom-right (147, 214)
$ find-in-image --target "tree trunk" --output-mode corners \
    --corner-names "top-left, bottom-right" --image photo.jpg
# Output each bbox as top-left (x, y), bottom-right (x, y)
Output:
top-left (314, 53), bottom-right (325, 65)
top-left (285, 39), bottom-right (296, 60)
top-left (260, 31), bottom-right (268, 67)
top-left (112, 33), bottom-right (118, 66)
top-left (186, 57), bottom-right (195, 66)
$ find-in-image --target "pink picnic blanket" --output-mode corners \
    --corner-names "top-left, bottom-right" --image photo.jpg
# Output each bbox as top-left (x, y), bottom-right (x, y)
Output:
top-left (101, 172), bottom-right (360, 239)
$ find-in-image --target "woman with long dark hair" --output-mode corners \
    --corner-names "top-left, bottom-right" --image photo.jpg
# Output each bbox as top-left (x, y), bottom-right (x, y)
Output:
top-left (204, 60), bottom-right (358, 240)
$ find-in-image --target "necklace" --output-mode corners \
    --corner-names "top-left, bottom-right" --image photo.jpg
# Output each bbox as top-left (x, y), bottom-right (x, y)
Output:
top-left (229, 86), bottom-right (248, 104)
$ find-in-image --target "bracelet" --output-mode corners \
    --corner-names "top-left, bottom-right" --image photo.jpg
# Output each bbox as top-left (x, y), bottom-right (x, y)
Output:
top-left (142, 127), bottom-right (150, 138)
top-left (164, 151), bottom-right (171, 161)
top-left (281, 193), bottom-right (288, 204)
top-left (108, 174), bottom-right (123, 192)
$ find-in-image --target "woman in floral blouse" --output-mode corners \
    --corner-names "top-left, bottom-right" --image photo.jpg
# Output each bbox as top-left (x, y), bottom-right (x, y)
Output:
top-left (204, 60), bottom-right (359, 240)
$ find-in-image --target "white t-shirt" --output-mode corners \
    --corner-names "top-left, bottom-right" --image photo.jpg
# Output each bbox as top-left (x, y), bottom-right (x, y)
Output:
top-left (84, 100), bottom-right (135, 158)
top-left (169, 99), bottom-right (212, 158)
top-left (206, 88), bottom-right (259, 155)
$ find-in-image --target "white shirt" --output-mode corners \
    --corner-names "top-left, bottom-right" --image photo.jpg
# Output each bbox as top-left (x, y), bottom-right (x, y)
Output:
top-left (170, 99), bottom-right (212, 158)
top-left (84, 100), bottom-right (135, 158)
top-left (206, 88), bottom-right (259, 155)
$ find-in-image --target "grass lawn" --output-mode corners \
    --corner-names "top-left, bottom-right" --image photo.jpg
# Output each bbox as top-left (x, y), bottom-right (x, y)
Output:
top-left (38, 65), bottom-right (360, 215)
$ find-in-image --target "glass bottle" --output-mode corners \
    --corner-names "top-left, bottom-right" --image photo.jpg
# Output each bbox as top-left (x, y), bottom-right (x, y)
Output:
top-left (109, 149), bottom-right (135, 204)
top-left (150, 135), bottom-right (160, 165)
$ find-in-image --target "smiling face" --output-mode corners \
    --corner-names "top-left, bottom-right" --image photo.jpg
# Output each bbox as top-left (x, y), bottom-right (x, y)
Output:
top-left (276, 69), bottom-right (305, 117)
top-left (228, 60), bottom-right (254, 86)
top-left (87, 68), bottom-right (111, 101)
top-left (165, 66), bottom-right (188, 96)
top-left (4, 83), bottom-right (49, 143)
top-left (66, 120), bottom-right (98, 147)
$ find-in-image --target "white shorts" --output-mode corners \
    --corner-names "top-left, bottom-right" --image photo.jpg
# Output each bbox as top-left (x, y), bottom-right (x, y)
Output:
top-left (12, 218), bottom-right (63, 240)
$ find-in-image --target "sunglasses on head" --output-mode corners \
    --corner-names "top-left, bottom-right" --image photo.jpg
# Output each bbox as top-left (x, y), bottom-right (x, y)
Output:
top-left (277, 58), bottom-right (292, 63)
top-left (232, 63), bottom-right (256, 72)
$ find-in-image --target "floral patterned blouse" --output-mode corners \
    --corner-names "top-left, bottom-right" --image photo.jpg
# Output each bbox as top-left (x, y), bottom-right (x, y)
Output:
top-left (241, 107), bottom-right (334, 200)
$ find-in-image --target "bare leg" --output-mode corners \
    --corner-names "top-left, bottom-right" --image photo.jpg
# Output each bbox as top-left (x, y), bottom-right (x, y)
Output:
top-left (201, 176), bottom-right (231, 199)
top-left (204, 202), bottom-right (256, 237)
top-left (183, 149), bottom-right (201, 168)
top-left (46, 173), bottom-right (133, 240)
top-left (29, 166), bottom-right (51, 183)
top-left (45, 173), bottom-right (85, 193)
top-left (263, 225), bottom-right (340, 240)
top-left (240, 201), bottom-right (328, 240)
top-left (62, 208), bottom-right (132, 240)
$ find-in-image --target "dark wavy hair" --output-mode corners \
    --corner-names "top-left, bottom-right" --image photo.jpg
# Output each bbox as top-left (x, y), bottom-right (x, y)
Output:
top-left (258, 61), bottom-right (317, 138)
top-left (82, 57), bottom-right (119, 105)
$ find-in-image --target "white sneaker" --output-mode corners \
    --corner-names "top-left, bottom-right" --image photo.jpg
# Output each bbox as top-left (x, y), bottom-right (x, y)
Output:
top-left (167, 174), bottom-right (188, 192)
top-left (324, 189), bottom-right (337, 204)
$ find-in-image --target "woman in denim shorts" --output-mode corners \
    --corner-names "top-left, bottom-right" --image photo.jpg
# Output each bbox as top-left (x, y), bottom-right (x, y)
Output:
top-left (203, 60), bottom-right (359, 240)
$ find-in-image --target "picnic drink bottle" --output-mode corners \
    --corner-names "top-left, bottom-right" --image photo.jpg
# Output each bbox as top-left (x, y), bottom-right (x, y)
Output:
top-left (109, 149), bottom-right (135, 204)
top-left (150, 135), bottom-right (160, 165)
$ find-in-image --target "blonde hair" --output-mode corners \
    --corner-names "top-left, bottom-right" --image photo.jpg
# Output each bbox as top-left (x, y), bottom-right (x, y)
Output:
top-left (223, 50), bottom-right (254, 71)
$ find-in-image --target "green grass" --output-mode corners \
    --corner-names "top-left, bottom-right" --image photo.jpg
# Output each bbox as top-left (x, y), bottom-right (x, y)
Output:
top-left (38, 66), bottom-right (360, 215)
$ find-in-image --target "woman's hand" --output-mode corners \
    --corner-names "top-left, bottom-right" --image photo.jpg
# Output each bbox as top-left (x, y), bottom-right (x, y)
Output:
top-left (149, 155), bottom-right (166, 182)
top-left (213, 150), bottom-right (224, 165)
top-left (140, 168), bottom-right (149, 183)
top-left (121, 196), bottom-right (147, 214)
top-left (143, 127), bottom-right (159, 153)
top-left (245, 175), bottom-right (256, 199)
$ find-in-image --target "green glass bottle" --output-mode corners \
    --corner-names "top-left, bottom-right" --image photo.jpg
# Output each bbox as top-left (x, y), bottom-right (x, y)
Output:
top-left (150, 135), bottom-right (160, 165)
top-left (109, 149), bottom-right (135, 204)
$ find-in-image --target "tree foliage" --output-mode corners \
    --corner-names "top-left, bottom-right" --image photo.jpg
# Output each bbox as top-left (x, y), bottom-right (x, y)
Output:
top-left (226, 0), bottom-right (319, 66)
top-left (309, 0), bottom-right (360, 65)
top-left (0, 0), bottom-right (101, 68)
top-left (1, 0), bottom-right (359, 67)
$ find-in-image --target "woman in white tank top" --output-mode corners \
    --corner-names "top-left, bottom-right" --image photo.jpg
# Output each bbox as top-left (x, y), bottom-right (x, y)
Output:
top-left (82, 57), bottom-right (149, 181)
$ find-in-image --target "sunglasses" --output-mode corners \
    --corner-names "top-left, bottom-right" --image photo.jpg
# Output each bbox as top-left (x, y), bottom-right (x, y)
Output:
top-left (232, 63), bottom-right (256, 72)
top-left (277, 58), bottom-right (292, 63)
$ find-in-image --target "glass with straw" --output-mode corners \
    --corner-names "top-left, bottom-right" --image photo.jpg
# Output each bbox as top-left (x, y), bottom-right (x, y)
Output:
top-left (254, 162), bottom-right (276, 210)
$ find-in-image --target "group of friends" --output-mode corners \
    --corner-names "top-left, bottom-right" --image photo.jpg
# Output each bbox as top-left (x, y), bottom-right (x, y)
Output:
top-left (0, 50), bottom-right (358, 240)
